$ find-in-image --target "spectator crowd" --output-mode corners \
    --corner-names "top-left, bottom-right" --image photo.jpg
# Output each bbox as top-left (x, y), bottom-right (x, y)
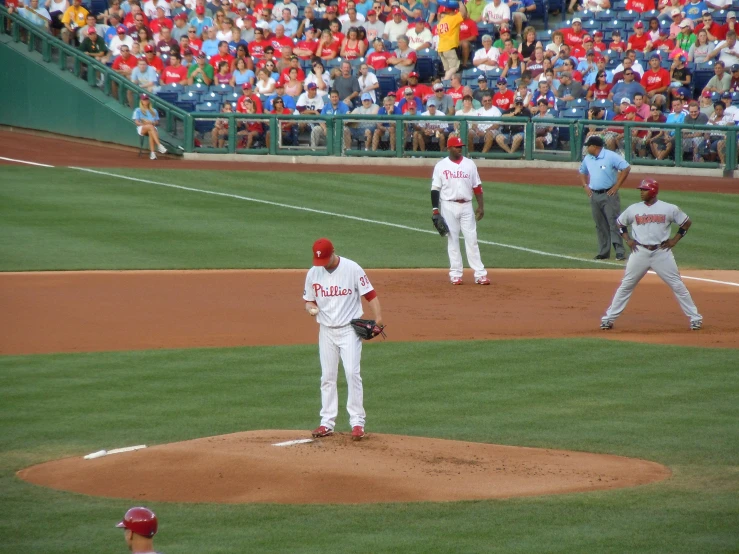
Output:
top-left (6, 0), bottom-right (739, 163)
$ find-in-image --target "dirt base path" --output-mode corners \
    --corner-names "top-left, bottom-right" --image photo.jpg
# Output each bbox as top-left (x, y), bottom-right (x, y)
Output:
top-left (1, 269), bottom-right (738, 355)
top-left (0, 131), bottom-right (736, 193)
top-left (18, 430), bottom-right (670, 504)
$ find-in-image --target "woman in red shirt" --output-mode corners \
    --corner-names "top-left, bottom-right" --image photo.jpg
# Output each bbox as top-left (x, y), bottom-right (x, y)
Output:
top-left (237, 98), bottom-right (265, 149)
top-left (586, 70), bottom-right (613, 100)
top-left (318, 29), bottom-right (341, 60)
top-left (340, 27), bottom-right (366, 60)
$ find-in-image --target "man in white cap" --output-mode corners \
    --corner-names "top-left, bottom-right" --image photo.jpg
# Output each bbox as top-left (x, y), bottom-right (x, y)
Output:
top-left (344, 92), bottom-right (379, 150)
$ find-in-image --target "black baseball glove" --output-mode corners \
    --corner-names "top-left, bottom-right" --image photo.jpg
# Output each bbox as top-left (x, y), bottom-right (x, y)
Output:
top-left (432, 213), bottom-right (449, 236)
top-left (350, 319), bottom-right (387, 340)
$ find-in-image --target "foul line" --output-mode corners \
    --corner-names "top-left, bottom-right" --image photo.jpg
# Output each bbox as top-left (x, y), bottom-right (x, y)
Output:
top-left (0, 156), bottom-right (54, 168)
top-left (19, 163), bottom-right (739, 289)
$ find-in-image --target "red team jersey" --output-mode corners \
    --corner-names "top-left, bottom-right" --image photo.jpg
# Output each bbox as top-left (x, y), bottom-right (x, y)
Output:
top-left (493, 89), bottom-right (515, 111)
top-left (366, 50), bottom-right (393, 70)
top-left (447, 85), bottom-right (464, 102)
top-left (210, 53), bottom-right (235, 69)
top-left (112, 55), bottom-right (138, 72)
top-left (145, 55), bottom-right (165, 73)
top-left (320, 40), bottom-right (341, 58)
top-left (625, 0), bottom-right (655, 11)
top-left (295, 39), bottom-right (319, 59)
top-left (628, 33), bottom-right (650, 51)
top-left (249, 39), bottom-right (271, 58)
top-left (459, 19), bottom-right (478, 42)
top-left (270, 35), bottom-right (294, 56)
top-left (160, 64), bottom-right (188, 84)
top-left (642, 68), bottom-right (670, 92)
top-left (236, 93), bottom-right (264, 113)
top-left (563, 28), bottom-right (585, 47)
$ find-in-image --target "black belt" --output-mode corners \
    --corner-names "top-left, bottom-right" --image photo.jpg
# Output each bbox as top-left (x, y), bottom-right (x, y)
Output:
top-left (640, 244), bottom-right (661, 251)
top-left (591, 187), bottom-right (613, 194)
top-left (449, 199), bottom-right (470, 203)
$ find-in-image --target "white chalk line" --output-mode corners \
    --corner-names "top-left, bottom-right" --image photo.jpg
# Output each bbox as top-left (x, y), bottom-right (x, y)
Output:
top-left (6, 160), bottom-right (737, 288)
top-left (0, 156), bottom-right (54, 168)
top-left (69, 166), bottom-right (739, 288)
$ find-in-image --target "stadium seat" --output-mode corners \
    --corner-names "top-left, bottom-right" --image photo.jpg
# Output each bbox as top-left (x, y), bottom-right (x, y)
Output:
top-left (195, 102), bottom-right (220, 112)
top-left (210, 84), bottom-right (234, 95)
top-left (639, 9), bottom-right (660, 20)
top-left (178, 91), bottom-right (202, 102)
top-left (561, 107), bottom-right (586, 119)
top-left (202, 91), bottom-right (222, 103)
top-left (376, 67), bottom-right (399, 98)
top-left (595, 9), bottom-right (615, 21)
top-left (590, 99), bottom-right (613, 110)
top-left (603, 20), bottom-right (626, 32)
top-left (566, 98), bottom-right (588, 109)
top-left (537, 29), bottom-right (553, 42)
top-left (174, 100), bottom-right (196, 112)
top-left (415, 56), bottom-right (436, 82)
top-left (462, 67), bottom-right (485, 80)
top-left (581, 19), bottom-right (601, 31)
top-left (186, 83), bottom-right (208, 94)
top-left (477, 23), bottom-right (494, 38)
top-left (156, 90), bottom-right (179, 103)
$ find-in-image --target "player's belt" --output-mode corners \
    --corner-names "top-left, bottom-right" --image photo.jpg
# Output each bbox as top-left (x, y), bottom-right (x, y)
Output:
top-left (639, 244), bottom-right (661, 251)
top-left (446, 199), bottom-right (470, 203)
top-left (591, 187), bottom-right (613, 194)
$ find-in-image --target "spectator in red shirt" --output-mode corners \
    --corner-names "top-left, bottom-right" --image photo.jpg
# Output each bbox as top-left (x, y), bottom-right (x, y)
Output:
top-left (628, 21), bottom-right (650, 52)
top-left (694, 11), bottom-right (726, 41)
top-left (236, 83), bottom-right (264, 113)
top-left (366, 37), bottom-right (393, 69)
top-left (592, 30), bottom-right (608, 53)
top-left (459, 16), bottom-right (479, 68)
top-left (160, 52), bottom-right (189, 85)
top-left (294, 27), bottom-right (319, 59)
top-left (493, 77), bottom-right (515, 111)
top-left (563, 17), bottom-right (585, 48)
top-left (609, 29), bottom-right (627, 54)
top-left (317, 29), bottom-right (341, 60)
top-left (210, 40), bottom-right (236, 70)
top-left (446, 74), bottom-right (465, 102)
top-left (647, 27), bottom-right (676, 54)
top-left (270, 24), bottom-right (294, 56)
top-left (143, 45), bottom-right (165, 73)
top-left (112, 44), bottom-right (137, 78)
top-left (626, 0), bottom-right (655, 12)
top-left (249, 28), bottom-right (271, 58)
top-left (186, 26), bottom-right (203, 55)
top-left (124, 5), bottom-right (148, 28)
top-left (642, 53), bottom-right (671, 109)
top-left (149, 6), bottom-right (173, 37)
top-left (280, 54), bottom-right (306, 81)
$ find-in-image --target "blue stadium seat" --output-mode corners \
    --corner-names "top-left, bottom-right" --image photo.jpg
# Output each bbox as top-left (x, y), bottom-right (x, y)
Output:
top-left (612, 0), bottom-right (626, 8)
top-left (477, 23), bottom-right (495, 38)
top-left (603, 20), bottom-right (626, 31)
top-left (178, 91), bottom-right (202, 102)
top-left (376, 67), bottom-right (400, 98)
top-left (590, 99), bottom-right (613, 110)
top-left (186, 84), bottom-right (208, 94)
top-left (639, 9), bottom-right (660, 20)
top-left (561, 107), bottom-right (586, 119)
top-left (90, 0), bottom-right (106, 13)
top-left (556, 99), bottom-right (567, 110)
top-left (415, 56), bottom-right (437, 82)
top-left (201, 91), bottom-right (223, 103)
top-left (210, 84), bottom-right (234, 95)
top-left (194, 120), bottom-right (215, 134)
top-left (595, 9), bottom-right (616, 21)
top-left (581, 19), bottom-right (601, 31)
top-left (462, 67), bottom-right (485, 80)
top-left (174, 101), bottom-right (196, 112)
top-left (156, 91), bottom-right (179, 103)
top-left (566, 98), bottom-right (588, 109)
top-left (195, 102), bottom-right (220, 112)
top-left (537, 29), bottom-right (553, 42)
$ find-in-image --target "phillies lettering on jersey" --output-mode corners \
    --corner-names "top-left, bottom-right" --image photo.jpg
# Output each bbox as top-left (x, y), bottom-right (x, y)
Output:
top-left (313, 284), bottom-right (353, 297)
top-left (431, 156), bottom-right (482, 201)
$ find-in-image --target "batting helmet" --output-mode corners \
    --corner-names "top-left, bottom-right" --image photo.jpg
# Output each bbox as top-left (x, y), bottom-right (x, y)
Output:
top-left (116, 507), bottom-right (158, 538)
top-left (637, 178), bottom-right (659, 198)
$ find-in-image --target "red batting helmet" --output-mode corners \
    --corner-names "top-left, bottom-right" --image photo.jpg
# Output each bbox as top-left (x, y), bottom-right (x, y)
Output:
top-left (637, 178), bottom-right (659, 197)
top-left (116, 507), bottom-right (158, 538)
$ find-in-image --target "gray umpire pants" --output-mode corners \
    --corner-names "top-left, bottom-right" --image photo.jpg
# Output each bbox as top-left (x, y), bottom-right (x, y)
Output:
top-left (590, 189), bottom-right (624, 258)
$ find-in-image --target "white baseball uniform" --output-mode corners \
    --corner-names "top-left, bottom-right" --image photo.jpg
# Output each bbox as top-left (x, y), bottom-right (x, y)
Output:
top-left (602, 199), bottom-right (702, 326)
top-left (303, 257), bottom-right (375, 431)
top-left (432, 156), bottom-right (488, 280)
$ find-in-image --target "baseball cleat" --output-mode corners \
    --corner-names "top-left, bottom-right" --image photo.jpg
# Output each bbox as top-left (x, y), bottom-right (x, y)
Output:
top-left (450, 277), bottom-right (463, 285)
top-left (615, 254), bottom-right (626, 261)
top-left (311, 425), bottom-right (333, 438)
top-left (690, 320), bottom-right (702, 330)
top-left (351, 426), bottom-right (365, 441)
top-left (475, 277), bottom-right (491, 285)
top-left (600, 320), bottom-right (613, 330)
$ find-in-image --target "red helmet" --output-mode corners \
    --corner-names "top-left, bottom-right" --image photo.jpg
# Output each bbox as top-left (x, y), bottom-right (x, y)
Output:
top-left (637, 178), bottom-right (659, 197)
top-left (116, 507), bottom-right (158, 538)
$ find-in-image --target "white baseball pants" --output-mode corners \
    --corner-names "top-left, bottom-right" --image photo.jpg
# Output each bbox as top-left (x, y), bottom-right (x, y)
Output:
top-left (318, 324), bottom-right (365, 430)
top-left (602, 247), bottom-right (702, 325)
top-left (441, 200), bottom-right (487, 280)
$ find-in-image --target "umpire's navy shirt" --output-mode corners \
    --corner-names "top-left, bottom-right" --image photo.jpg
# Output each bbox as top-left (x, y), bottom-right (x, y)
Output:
top-left (579, 148), bottom-right (630, 191)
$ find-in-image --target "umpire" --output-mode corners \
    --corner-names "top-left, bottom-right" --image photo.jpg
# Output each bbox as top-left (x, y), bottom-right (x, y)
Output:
top-left (579, 136), bottom-right (631, 261)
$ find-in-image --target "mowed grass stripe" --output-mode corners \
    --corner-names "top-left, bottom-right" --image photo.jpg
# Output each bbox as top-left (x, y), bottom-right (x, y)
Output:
top-left (1, 166), bottom-right (738, 270)
top-left (0, 339), bottom-right (737, 553)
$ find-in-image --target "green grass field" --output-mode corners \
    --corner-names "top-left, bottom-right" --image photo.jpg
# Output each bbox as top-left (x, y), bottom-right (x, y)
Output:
top-left (1, 165), bottom-right (738, 553)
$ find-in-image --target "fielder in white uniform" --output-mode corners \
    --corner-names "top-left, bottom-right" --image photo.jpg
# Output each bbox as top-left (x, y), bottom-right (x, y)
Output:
top-left (431, 136), bottom-right (490, 285)
top-left (303, 238), bottom-right (383, 441)
top-left (601, 178), bottom-right (703, 331)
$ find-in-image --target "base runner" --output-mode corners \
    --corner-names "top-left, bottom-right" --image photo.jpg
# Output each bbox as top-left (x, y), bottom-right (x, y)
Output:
top-left (601, 178), bottom-right (703, 331)
top-left (303, 238), bottom-right (383, 441)
top-left (431, 136), bottom-right (490, 285)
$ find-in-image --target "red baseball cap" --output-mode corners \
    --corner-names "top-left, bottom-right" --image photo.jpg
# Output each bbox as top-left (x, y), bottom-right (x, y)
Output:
top-left (408, 71), bottom-right (419, 78)
top-left (367, 9), bottom-right (377, 15)
top-left (447, 136), bottom-right (464, 148)
top-left (312, 238), bottom-right (334, 266)
top-left (392, 7), bottom-right (402, 14)
top-left (634, 21), bottom-right (644, 28)
top-left (582, 34), bottom-right (591, 41)
top-left (242, 82), bottom-right (252, 89)
top-left (500, 26), bottom-right (510, 33)
top-left (326, 6), bottom-right (337, 12)
top-left (144, 44), bottom-right (154, 52)
top-left (88, 26), bottom-right (97, 33)
top-left (623, 105), bottom-right (637, 115)
top-left (175, 12), bottom-right (187, 20)
top-left (116, 25), bottom-right (126, 32)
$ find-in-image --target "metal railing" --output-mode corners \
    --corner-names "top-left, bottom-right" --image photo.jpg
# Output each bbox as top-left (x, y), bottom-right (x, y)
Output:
top-left (1, 6), bottom-right (189, 147)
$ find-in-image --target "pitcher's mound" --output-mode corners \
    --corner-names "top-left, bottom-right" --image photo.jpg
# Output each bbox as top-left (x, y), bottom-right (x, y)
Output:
top-left (18, 430), bottom-right (670, 504)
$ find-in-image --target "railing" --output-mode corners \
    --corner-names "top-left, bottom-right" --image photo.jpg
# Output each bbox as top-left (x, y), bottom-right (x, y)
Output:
top-left (0, 6), bottom-right (189, 147)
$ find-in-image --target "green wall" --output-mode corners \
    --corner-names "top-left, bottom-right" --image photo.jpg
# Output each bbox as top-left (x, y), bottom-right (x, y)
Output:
top-left (0, 38), bottom-right (140, 147)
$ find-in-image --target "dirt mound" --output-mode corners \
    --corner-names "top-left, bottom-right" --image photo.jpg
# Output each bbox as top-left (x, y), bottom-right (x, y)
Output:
top-left (18, 430), bottom-right (670, 504)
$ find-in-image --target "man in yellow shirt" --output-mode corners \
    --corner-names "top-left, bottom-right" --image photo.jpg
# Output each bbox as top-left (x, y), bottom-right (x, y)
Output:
top-left (61, 0), bottom-right (88, 44)
top-left (435, 0), bottom-right (468, 80)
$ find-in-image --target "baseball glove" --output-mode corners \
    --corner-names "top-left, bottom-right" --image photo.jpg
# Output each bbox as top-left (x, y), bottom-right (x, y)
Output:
top-left (432, 213), bottom-right (449, 236)
top-left (350, 319), bottom-right (387, 340)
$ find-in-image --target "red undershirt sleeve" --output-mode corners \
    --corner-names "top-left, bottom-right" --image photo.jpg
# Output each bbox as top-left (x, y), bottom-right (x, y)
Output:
top-left (473, 185), bottom-right (483, 195)
top-left (363, 290), bottom-right (377, 301)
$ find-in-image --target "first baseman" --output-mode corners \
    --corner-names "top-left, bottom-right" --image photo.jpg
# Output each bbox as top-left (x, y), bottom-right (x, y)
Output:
top-left (601, 178), bottom-right (703, 331)
top-left (431, 136), bottom-right (490, 285)
top-left (303, 238), bottom-right (383, 441)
